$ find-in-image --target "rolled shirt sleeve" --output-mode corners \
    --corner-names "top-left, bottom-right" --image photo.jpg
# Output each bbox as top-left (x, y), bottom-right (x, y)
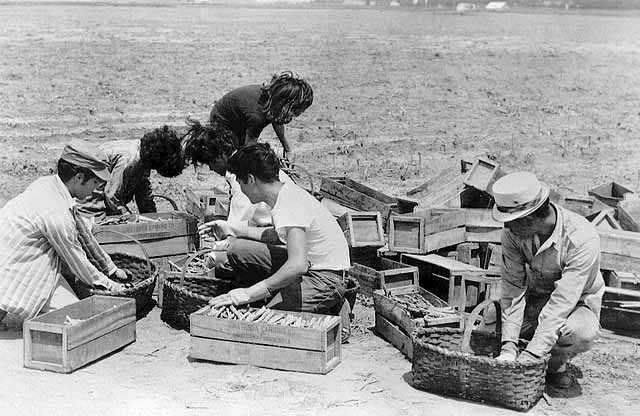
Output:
top-left (526, 237), bottom-right (601, 357)
top-left (500, 230), bottom-right (528, 345)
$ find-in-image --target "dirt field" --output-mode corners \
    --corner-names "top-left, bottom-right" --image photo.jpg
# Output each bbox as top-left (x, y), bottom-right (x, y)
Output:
top-left (1, 4), bottom-right (640, 415)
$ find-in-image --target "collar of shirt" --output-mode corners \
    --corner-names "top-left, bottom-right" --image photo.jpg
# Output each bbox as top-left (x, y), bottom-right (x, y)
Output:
top-left (535, 202), bottom-right (563, 256)
top-left (53, 174), bottom-right (76, 209)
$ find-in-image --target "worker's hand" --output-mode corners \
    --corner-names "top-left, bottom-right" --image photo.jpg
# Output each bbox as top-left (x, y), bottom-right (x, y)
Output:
top-left (209, 288), bottom-right (250, 308)
top-left (516, 350), bottom-right (540, 364)
top-left (495, 341), bottom-right (518, 362)
top-left (110, 268), bottom-right (130, 282)
top-left (209, 282), bottom-right (271, 308)
top-left (95, 276), bottom-right (126, 293)
top-left (198, 220), bottom-right (236, 240)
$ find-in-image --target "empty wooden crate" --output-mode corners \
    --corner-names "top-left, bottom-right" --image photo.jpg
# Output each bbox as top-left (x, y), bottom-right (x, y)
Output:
top-left (463, 157), bottom-right (503, 193)
top-left (24, 296), bottom-right (136, 373)
top-left (588, 182), bottom-right (633, 207)
top-left (348, 257), bottom-right (418, 297)
top-left (190, 307), bottom-right (341, 374)
top-left (337, 211), bottom-right (385, 247)
top-left (320, 176), bottom-right (417, 224)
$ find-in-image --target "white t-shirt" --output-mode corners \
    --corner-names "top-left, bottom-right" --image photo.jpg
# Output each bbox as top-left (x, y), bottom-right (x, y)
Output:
top-left (226, 170), bottom-right (293, 226)
top-left (271, 182), bottom-right (351, 271)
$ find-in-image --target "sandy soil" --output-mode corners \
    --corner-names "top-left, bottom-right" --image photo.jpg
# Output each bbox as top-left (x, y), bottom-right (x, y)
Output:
top-left (1, 4), bottom-right (640, 415)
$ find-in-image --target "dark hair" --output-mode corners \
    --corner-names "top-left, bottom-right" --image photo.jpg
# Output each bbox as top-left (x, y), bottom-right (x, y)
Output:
top-left (530, 198), bottom-right (551, 218)
top-left (56, 159), bottom-right (99, 184)
top-left (227, 143), bottom-right (279, 183)
top-left (182, 118), bottom-right (235, 167)
top-left (260, 72), bottom-right (313, 124)
top-left (140, 125), bottom-right (185, 177)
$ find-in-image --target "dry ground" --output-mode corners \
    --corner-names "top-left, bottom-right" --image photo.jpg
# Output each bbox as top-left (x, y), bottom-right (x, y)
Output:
top-left (1, 4), bottom-right (640, 415)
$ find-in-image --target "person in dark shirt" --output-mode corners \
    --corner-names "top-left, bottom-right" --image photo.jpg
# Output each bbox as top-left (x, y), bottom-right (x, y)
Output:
top-left (209, 72), bottom-right (313, 160)
top-left (78, 126), bottom-right (185, 217)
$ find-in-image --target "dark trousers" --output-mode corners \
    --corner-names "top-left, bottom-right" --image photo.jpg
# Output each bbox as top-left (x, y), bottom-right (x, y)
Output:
top-left (224, 238), bottom-right (346, 315)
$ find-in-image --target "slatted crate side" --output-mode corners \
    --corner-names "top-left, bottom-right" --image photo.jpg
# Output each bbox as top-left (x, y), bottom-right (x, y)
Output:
top-left (374, 313), bottom-right (413, 359)
top-left (93, 212), bottom-right (198, 243)
top-left (320, 177), bottom-right (393, 224)
top-left (424, 227), bottom-right (466, 253)
top-left (190, 309), bottom-right (339, 351)
top-left (348, 263), bottom-right (383, 297)
top-left (617, 199), bottom-right (640, 232)
top-left (100, 235), bottom-right (198, 259)
top-left (348, 257), bottom-right (418, 297)
top-left (388, 215), bottom-right (424, 254)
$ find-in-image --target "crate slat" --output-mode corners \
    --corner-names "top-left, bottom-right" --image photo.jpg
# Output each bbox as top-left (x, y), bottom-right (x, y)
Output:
top-left (374, 313), bottom-right (413, 359)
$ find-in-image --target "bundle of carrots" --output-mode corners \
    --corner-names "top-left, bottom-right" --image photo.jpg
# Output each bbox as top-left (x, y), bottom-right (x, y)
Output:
top-left (206, 305), bottom-right (334, 329)
top-left (386, 292), bottom-right (457, 319)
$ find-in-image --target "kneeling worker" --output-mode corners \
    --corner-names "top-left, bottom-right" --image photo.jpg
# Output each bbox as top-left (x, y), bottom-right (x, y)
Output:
top-left (492, 172), bottom-right (604, 389)
top-left (203, 143), bottom-right (350, 316)
top-left (0, 141), bottom-right (125, 325)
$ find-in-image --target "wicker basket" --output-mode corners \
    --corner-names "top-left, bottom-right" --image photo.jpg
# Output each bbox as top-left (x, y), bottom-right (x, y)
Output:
top-left (76, 231), bottom-right (156, 316)
top-left (160, 249), bottom-right (236, 330)
top-left (411, 300), bottom-right (549, 411)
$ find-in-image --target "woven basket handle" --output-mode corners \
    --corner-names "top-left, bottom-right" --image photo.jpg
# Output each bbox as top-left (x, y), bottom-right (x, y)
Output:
top-left (93, 229), bottom-right (152, 273)
top-left (150, 194), bottom-right (179, 211)
top-left (179, 248), bottom-right (216, 285)
top-left (461, 299), bottom-right (502, 354)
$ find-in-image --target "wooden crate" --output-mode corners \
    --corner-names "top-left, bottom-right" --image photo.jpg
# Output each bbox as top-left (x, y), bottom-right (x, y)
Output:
top-left (563, 196), bottom-right (610, 218)
top-left (588, 182), bottom-right (634, 208)
top-left (599, 229), bottom-right (640, 273)
top-left (320, 176), bottom-right (417, 224)
top-left (388, 215), bottom-right (425, 254)
top-left (94, 212), bottom-right (199, 258)
top-left (184, 187), bottom-right (229, 223)
top-left (348, 257), bottom-right (418, 297)
top-left (23, 296), bottom-right (136, 373)
top-left (399, 253), bottom-right (499, 311)
top-left (337, 211), bottom-right (385, 247)
top-left (588, 209), bottom-right (621, 231)
top-left (600, 287), bottom-right (640, 332)
top-left (189, 308), bottom-right (341, 374)
top-left (373, 278), bottom-right (460, 359)
top-left (617, 199), bottom-right (640, 232)
top-left (462, 157), bottom-right (502, 193)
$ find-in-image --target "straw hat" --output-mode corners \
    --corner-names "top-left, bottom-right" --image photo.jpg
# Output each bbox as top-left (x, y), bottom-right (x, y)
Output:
top-left (491, 172), bottom-right (550, 222)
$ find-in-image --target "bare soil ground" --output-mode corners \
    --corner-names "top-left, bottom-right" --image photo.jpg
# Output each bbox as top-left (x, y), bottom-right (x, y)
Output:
top-left (1, 4), bottom-right (640, 415)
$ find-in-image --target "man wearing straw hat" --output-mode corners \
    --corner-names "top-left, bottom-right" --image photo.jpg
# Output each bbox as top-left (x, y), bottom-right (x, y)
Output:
top-left (492, 172), bottom-right (604, 389)
top-left (0, 140), bottom-right (125, 327)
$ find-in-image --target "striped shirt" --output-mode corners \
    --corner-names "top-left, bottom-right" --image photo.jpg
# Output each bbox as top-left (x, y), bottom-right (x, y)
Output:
top-left (0, 175), bottom-right (108, 319)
